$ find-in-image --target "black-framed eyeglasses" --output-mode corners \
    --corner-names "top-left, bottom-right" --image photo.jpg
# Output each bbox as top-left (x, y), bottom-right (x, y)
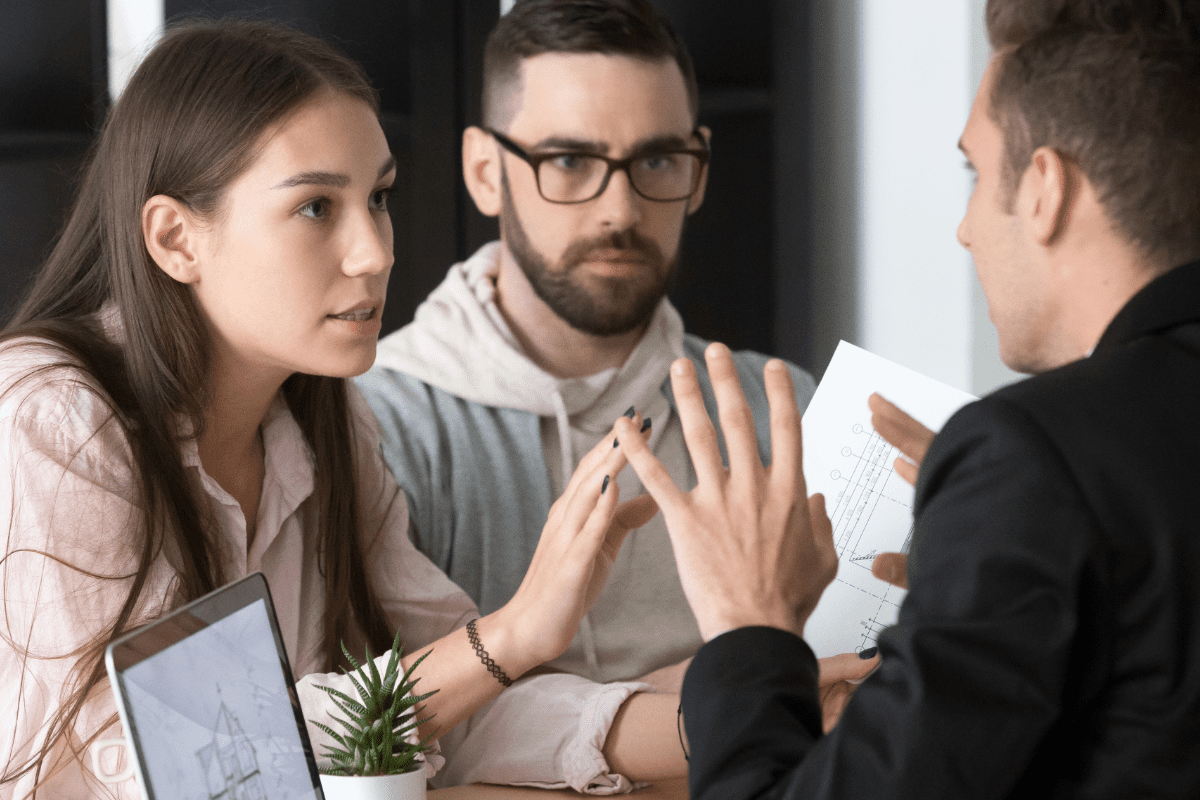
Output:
top-left (484, 127), bottom-right (709, 204)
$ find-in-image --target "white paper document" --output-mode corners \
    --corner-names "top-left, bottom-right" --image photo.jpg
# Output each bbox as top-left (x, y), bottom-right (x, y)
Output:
top-left (801, 341), bottom-right (976, 658)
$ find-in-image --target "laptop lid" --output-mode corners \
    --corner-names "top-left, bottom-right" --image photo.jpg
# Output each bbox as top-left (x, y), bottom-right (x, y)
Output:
top-left (105, 572), bottom-right (324, 800)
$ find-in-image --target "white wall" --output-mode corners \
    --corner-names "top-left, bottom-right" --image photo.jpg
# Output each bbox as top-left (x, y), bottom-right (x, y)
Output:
top-left (967, 0), bottom-right (1022, 394)
top-left (810, 0), bottom-right (1019, 396)
top-left (108, 0), bottom-right (164, 99)
top-left (857, 0), bottom-right (974, 392)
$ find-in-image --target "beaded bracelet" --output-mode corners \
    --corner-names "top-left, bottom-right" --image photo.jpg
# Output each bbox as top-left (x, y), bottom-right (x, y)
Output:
top-left (466, 618), bottom-right (513, 687)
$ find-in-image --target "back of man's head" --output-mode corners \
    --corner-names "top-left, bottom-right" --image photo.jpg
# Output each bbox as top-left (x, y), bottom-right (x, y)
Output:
top-left (985, 0), bottom-right (1200, 269)
top-left (482, 0), bottom-right (699, 130)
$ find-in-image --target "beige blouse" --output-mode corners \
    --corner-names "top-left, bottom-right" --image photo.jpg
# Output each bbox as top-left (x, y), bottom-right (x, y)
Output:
top-left (0, 339), bottom-right (646, 799)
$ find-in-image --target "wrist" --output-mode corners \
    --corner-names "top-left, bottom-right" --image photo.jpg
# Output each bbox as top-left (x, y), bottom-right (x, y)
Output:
top-left (698, 606), bottom-right (806, 642)
top-left (472, 608), bottom-right (541, 680)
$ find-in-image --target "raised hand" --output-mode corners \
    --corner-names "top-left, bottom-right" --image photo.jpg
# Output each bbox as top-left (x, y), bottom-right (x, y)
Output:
top-left (616, 343), bottom-right (837, 642)
top-left (500, 414), bottom-right (656, 668)
top-left (868, 393), bottom-right (935, 487)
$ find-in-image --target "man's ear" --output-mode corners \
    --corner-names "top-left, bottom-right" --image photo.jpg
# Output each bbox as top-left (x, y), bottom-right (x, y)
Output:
top-left (1021, 146), bottom-right (1072, 246)
top-left (685, 125), bottom-right (712, 215)
top-left (142, 195), bottom-right (203, 284)
top-left (463, 126), bottom-right (503, 218)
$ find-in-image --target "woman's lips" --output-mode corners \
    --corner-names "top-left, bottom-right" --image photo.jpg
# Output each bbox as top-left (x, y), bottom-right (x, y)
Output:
top-left (328, 307), bottom-right (375, 321)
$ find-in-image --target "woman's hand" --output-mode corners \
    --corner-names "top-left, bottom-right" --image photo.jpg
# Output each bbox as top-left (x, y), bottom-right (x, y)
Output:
top-left (389, 417), bottom-right (656, 741)
top-left (496, 415), bottom-right (657, 671)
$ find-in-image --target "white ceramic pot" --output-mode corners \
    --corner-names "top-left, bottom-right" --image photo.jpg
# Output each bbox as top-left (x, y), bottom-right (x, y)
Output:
top-left (319, 769), bottom-right (426, 800)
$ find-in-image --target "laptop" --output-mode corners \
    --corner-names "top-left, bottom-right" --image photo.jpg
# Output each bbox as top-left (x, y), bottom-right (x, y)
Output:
top-left (104, 572), bottom-right (324, 800)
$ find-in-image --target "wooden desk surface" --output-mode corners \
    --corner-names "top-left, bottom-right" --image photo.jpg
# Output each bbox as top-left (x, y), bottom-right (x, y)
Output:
top-left (429, 777), bottom-right (688, 799)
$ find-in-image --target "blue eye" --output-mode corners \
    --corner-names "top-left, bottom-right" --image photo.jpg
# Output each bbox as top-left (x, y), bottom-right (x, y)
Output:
top-left (300, 198), bottom-right (330, 219)
top-left (640, 154), bottom-right (673, 171)
top-left (551, 154), bottom-right (587, 171)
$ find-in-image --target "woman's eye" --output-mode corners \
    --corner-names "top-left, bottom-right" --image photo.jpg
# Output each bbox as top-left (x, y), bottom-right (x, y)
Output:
top-left (370, 187), bottom-right (391, 211)
top-left (299, 198), bottom-right (330, 219)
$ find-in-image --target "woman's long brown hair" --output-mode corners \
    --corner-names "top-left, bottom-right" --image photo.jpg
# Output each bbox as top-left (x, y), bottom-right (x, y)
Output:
top-left (0, 18), bottom-right (392, 793)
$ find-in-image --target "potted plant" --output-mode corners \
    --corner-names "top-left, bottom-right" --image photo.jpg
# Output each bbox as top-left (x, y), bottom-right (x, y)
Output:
top-left (311, 631), bottom-right (437, 800)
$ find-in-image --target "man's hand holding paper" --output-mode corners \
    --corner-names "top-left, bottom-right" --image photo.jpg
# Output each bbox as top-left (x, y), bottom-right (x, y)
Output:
top-left (867, 392), bottom-right (939, 590)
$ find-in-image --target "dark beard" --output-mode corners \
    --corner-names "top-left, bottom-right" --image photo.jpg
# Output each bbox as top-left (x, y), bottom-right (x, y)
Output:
top-left (499, 170), bottom-right (677, 337)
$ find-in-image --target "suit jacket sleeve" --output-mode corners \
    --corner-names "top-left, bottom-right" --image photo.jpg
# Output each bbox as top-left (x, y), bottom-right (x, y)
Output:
top-left (682, 397), bottom-right (1103, 800)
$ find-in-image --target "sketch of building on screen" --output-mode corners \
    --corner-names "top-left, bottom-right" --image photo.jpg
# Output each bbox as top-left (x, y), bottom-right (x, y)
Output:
top-left (123, 600), bottom-right (317, 800)
top-left (197, 699), bottom-right (266, 800)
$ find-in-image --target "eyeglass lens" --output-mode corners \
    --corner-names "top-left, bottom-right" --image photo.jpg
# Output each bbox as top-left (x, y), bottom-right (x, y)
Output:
top-left (537, 152), bottom-right (702, 202)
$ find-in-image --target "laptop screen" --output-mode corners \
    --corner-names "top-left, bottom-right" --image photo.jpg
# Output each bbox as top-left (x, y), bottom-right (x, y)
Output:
top-left (107, 574), bottom-right (322, 800)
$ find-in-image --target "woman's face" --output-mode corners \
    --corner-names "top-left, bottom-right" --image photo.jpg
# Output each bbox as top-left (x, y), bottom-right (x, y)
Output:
top-left (189, 90), bottom-right (395, 384)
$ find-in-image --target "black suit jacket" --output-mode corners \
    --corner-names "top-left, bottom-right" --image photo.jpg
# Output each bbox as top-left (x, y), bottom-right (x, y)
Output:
top-left (681, 261), bottom-right (1200, 799)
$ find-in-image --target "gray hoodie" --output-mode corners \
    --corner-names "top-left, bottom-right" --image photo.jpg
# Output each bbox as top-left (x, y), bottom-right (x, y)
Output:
top-left (356, 241), bottom-right (816, 786)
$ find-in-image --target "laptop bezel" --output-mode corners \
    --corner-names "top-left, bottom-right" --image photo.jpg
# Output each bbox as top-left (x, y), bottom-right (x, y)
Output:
top-left (104, 571), bottom-right (324, 800)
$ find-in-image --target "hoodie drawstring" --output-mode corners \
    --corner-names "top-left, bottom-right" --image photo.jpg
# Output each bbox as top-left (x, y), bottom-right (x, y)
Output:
top-left (550, 390), bottom-right (573, 492)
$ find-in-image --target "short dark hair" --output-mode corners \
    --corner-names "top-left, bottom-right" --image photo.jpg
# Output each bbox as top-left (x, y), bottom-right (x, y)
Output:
top-left (482, 0), bottom-right (699, 128)
top-left (985, 0), bottom-right (1200, 267)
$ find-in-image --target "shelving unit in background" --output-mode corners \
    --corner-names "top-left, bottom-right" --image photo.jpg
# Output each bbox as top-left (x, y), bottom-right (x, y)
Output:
top-left (1, 1), bottom-right (815, 366)
top-left (0, 0), bottom-right (107, 323)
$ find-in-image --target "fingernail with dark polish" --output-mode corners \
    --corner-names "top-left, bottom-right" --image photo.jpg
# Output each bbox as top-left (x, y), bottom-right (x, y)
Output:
top-left (640, 417), bottom-right (652, 433)
top-left (624, 406), bottom-right (636, 418)
top-left (613, 438), bottom-right (619, 448)
top-left (858, 646), bottom-right (879, 660)
top-left (601, 475), bottom-right (610, 494)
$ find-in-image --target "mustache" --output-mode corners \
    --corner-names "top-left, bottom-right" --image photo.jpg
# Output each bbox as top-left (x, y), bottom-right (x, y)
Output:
top-left (560, 228), bottom-right (665, 270)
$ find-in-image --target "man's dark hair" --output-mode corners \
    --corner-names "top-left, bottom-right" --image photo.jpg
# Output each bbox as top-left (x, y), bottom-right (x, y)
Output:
top-left (984, 0), bottom-right (1200, 267)
top-left (482, 0), bottom-right (699, 129)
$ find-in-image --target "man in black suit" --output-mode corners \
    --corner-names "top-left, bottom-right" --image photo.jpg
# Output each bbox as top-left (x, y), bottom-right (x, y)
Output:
top-left (613, 0), bottom-right (1200, 797)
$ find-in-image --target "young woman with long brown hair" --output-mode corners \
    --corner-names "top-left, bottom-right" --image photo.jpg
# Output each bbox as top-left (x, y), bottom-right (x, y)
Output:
top-left (0, 18), bottom-right (660, 798)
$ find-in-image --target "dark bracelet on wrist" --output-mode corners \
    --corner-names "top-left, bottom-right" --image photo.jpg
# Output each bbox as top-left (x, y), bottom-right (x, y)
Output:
top-left (466, 618), bottom-right (513, 688)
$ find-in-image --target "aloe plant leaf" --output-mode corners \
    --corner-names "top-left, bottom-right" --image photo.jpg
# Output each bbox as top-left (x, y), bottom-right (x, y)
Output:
top-left (340, 641), bottom-right (363, 673)
top-left (382, 644), bottom-right (401, 689)
top-left (309, 721), bottom-right (351, 749)
top-left (319, 685), bottom-right (369, 716)
top-left (344, 670), bottom-right (369, 704)
top-left (319, 636), bottom-right (438, 777)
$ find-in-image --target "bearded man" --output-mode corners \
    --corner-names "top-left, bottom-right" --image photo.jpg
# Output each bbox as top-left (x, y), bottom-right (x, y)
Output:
top-left (355, 0), bottom-right (864, 790)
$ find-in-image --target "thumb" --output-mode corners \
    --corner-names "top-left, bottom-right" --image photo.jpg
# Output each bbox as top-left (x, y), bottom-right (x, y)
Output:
top-left (871, 552), bottom-right (908, 589)
top-left (614, 494), bottom-right (660, 531)
top-left (600, 495), bottom-right (660, 559)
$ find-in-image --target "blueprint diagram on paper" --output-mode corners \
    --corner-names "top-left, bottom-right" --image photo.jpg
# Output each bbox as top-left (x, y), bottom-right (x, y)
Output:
top-left (801, 342), bottom-right (975, 658)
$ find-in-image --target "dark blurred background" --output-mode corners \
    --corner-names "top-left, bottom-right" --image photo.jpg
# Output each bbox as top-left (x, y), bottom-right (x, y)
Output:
top-left (0, 1), bottom-right (815, 369)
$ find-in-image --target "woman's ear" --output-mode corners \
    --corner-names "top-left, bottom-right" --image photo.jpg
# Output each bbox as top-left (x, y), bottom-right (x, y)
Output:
top-left (462, 126), bottom-right (503, 218)
top-left (142, 195), bottom-right (202, 284)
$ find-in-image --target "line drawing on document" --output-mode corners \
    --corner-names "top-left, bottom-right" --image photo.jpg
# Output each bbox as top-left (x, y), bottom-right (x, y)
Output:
top-left (825, 421), bottom-right (913, 651)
